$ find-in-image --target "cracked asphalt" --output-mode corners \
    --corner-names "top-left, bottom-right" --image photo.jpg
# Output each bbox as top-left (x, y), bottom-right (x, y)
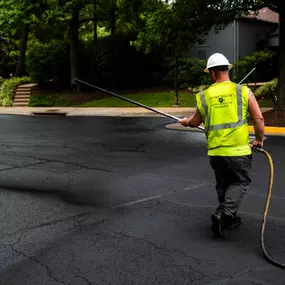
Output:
top-left (0, 115), bottom-right (284, 285)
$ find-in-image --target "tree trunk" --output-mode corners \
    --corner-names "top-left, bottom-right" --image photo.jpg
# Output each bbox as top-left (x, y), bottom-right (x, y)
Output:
top-left (70, 8), bottom-right (80, 91)
top-left (277, 11), bottom-right (285, 110)
top-left (15, 23), bottom-right (29, 77)
top-left (110, 2), bottom-right (116, 35)
top-left (174, 48), bottom-right (179, 106)
top-left (93, 0), bottom-right (98, 82)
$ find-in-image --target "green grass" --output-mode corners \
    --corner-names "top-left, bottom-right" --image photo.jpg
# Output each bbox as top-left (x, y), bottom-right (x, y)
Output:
top-left (29, 91), bottom-right (274, 108)
top-left (79, 92), bottom-right (197, 107)
top-left (29, 94), bottom-right (73, 107)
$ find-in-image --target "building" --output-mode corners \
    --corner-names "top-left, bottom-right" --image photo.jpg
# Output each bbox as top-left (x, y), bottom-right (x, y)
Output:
top-left (189, 8), bottom-right (279, 63)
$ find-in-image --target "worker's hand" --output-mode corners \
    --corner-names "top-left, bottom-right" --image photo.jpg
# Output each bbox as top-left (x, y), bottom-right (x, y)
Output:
top-left (179, 117), bottom-right (189, 127)
top-left (250, 139), bottom-right (263, 151)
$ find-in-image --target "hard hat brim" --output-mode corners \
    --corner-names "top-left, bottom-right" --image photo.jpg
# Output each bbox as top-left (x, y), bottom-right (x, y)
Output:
top-left (204, 64), bottom-right (233, 73)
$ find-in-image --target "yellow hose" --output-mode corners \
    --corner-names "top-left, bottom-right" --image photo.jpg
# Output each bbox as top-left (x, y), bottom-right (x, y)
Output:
top-left (255, 148), bottom-right (285, 269)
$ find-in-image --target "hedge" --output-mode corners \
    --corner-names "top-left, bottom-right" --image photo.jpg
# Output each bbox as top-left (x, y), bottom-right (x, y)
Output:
top-left (0, 77), bottom-right (32, 106)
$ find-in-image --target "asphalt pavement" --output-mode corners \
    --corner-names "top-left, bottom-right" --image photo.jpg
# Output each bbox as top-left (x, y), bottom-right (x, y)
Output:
top-left (0, 114), bottom-right (284, 285)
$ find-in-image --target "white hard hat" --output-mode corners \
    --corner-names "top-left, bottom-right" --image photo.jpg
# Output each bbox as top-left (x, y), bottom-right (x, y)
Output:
top-left (204, 53), bottom-right (233, 73)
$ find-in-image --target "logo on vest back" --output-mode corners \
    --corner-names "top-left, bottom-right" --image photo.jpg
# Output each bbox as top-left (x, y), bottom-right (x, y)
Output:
top-left (209, 94), bottom-right (233, 109)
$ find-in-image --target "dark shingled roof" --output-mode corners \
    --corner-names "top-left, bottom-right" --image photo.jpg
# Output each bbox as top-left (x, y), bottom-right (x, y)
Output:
top-left (243, 7), bottom-right (279, 23)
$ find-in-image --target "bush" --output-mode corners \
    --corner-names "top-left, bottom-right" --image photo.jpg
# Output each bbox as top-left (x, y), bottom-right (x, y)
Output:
top-left (255, 78), bottom-right (277, 99)
top-left (188, 84), bottom-right (211, 94)
top-left (0, 77), bottom-right (32, 106)
top-left (26, 39), bottom-right (70, 87)
top-left (233, 50), bottom-right (276, 83)
top-left (92, 33), bottom-right (165, 89)
top-left (164, 58), bottom-right (211, 89)
top-left (29, 94), bottom-right (72, 107)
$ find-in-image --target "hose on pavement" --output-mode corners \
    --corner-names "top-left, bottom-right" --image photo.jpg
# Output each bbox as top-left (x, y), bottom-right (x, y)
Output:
top-left (254, 147), bottom-right (285, 269)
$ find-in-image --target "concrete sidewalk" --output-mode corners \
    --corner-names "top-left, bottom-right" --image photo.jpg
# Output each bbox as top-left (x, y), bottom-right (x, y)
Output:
top-left (2, 106), bottom-right (284, 135)
top-left (0, 107), bottom-right (196, 117)
top-left (0, 106), bottom-right (272, 118)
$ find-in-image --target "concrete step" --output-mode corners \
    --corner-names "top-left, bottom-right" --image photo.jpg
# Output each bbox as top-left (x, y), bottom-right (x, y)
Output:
top-left (13, 103), bottom-right (29, 107)
top-left (14, 96), bottom-right (30, 100)
top-left (14, 99), bottom-right (30, 103)
top-left (15, 95), bottom-right (31, 98)
top-left (15, 91), bottom-right (31, 95)
top-left (18, 83), bottom-right (38, 88)
top-left (14, 97), bottom-right (29, 101)
top-left (14, 95), bottom-right (30, 99)
top-left (16, 87), bottom-right (31, 91)
top-left (13, 83), bottom-right (37, 107)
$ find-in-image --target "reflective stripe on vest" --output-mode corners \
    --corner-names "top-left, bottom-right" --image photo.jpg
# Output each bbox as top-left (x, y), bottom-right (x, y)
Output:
top-left (200, 84), bottom-right (247, 132)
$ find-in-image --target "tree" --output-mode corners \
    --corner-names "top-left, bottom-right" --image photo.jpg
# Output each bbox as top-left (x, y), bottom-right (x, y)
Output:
top-left (15, 23), bottom-right (30, 77)
top-left (133, 0), bottom-right (237, 105)
top-left (44, 0), bottom-right (121, 88)
top-left (252, 1), bottom-right (284, 110)
top-left (133, 0), bottom-right (285, 109)
top-left (0, 0), bottom-right (46, 77)
top-left (43, 0), bottom-right (94, 89)
top-left (205, 1), bottom-right (284, 110)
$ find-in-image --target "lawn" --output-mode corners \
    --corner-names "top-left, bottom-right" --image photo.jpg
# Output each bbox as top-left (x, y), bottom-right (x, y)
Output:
top-left (79, 92), bottom-right (197, 107)
top-left (29, 91), bottom-right (198, 108)
top-left (29, 94), bottom-right (73, 107)
top-left (29, 91), bottom-right (273, 108)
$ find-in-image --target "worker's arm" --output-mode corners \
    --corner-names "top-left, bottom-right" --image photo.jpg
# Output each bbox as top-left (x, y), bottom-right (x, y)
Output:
top-left (179, 107), bottom-right (203, 128)
top-left (248, 90), bottom-right (264, 148)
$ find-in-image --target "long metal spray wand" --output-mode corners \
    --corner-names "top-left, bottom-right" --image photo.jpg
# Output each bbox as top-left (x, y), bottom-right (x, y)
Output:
top-left (74, 67), bottom-right (256, 132)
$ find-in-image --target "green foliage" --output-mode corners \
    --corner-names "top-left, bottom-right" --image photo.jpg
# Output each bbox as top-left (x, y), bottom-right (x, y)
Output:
top-left (255, 78), bottom-right (277, 98)
top-left (0, 0), bottom-right (35, 33)
top-left (42, 0), bottom-right (86, 25)
top-left (189, 84), bottom-right (211, 94)
top-left (90, 33), bottom-right (165, 89)
top-left (164, 58), bottom-right (211, 88)
top-left (28, 88), bottom-right (273, 108)
top-left (0, 76), bottom-right (32, 106)
top-left (29, 93), bottom-right (72, 107)
top-left (26, 38), bottom-right (70, 84)
top-left (79, 91), bottom-right (197, 107)
top-left (233, 50), bottom-right (276, 83)
top-left (132, 0), bottom-right (245, 54)
top-left (0, 0), bottom-right (281, 98)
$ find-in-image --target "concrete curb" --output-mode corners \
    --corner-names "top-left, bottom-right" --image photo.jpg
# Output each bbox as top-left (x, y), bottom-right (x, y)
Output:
top-left (248, 126), bottom-right (285, 136)
top-left (0, 107), bottom-right (196, 118)
top-left (166, 123), bottom-right (285, 136)
top-left (0, 107), bottom-right (284, 135)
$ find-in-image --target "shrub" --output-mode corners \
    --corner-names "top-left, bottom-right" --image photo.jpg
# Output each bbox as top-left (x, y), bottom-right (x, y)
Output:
top-left (233, 50), bottom-right (276, 83)
top-left (255, 78), bottom-right (277, 99)
top-left (188, 84), bottom-right (211, 94)
top-left (26, 39), bottom-right (70, 87)
top-left (29, 94), bottom-right (72, 107)
top-left (93, 33), bottom-right (165, 89)
top-left (164, 58), bottom-right (211, 89)
top-left (0, 77), bottom-right (32, 106)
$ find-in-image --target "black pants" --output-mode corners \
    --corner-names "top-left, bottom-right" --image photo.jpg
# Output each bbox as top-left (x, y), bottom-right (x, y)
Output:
top-left (209, 155), bottom-right (252, 217)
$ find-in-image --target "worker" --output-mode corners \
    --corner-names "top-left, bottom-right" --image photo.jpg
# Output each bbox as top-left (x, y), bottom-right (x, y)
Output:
top-left (180, 53), bottom-right (265, 236)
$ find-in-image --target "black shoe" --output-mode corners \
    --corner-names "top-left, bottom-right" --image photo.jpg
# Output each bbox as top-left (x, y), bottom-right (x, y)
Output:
top-left (224, 215), bottom-right (242, 229)
top-left (211, 212), bottom-right (224, 237)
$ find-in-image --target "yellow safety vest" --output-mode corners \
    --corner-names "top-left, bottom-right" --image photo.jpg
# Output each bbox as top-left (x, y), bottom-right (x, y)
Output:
top-left (196, 81), bottom-right (252, 156)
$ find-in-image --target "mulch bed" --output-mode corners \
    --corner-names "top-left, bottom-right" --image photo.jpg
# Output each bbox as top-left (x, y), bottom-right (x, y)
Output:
top-left (248, 109), bottom-right (285, 127)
